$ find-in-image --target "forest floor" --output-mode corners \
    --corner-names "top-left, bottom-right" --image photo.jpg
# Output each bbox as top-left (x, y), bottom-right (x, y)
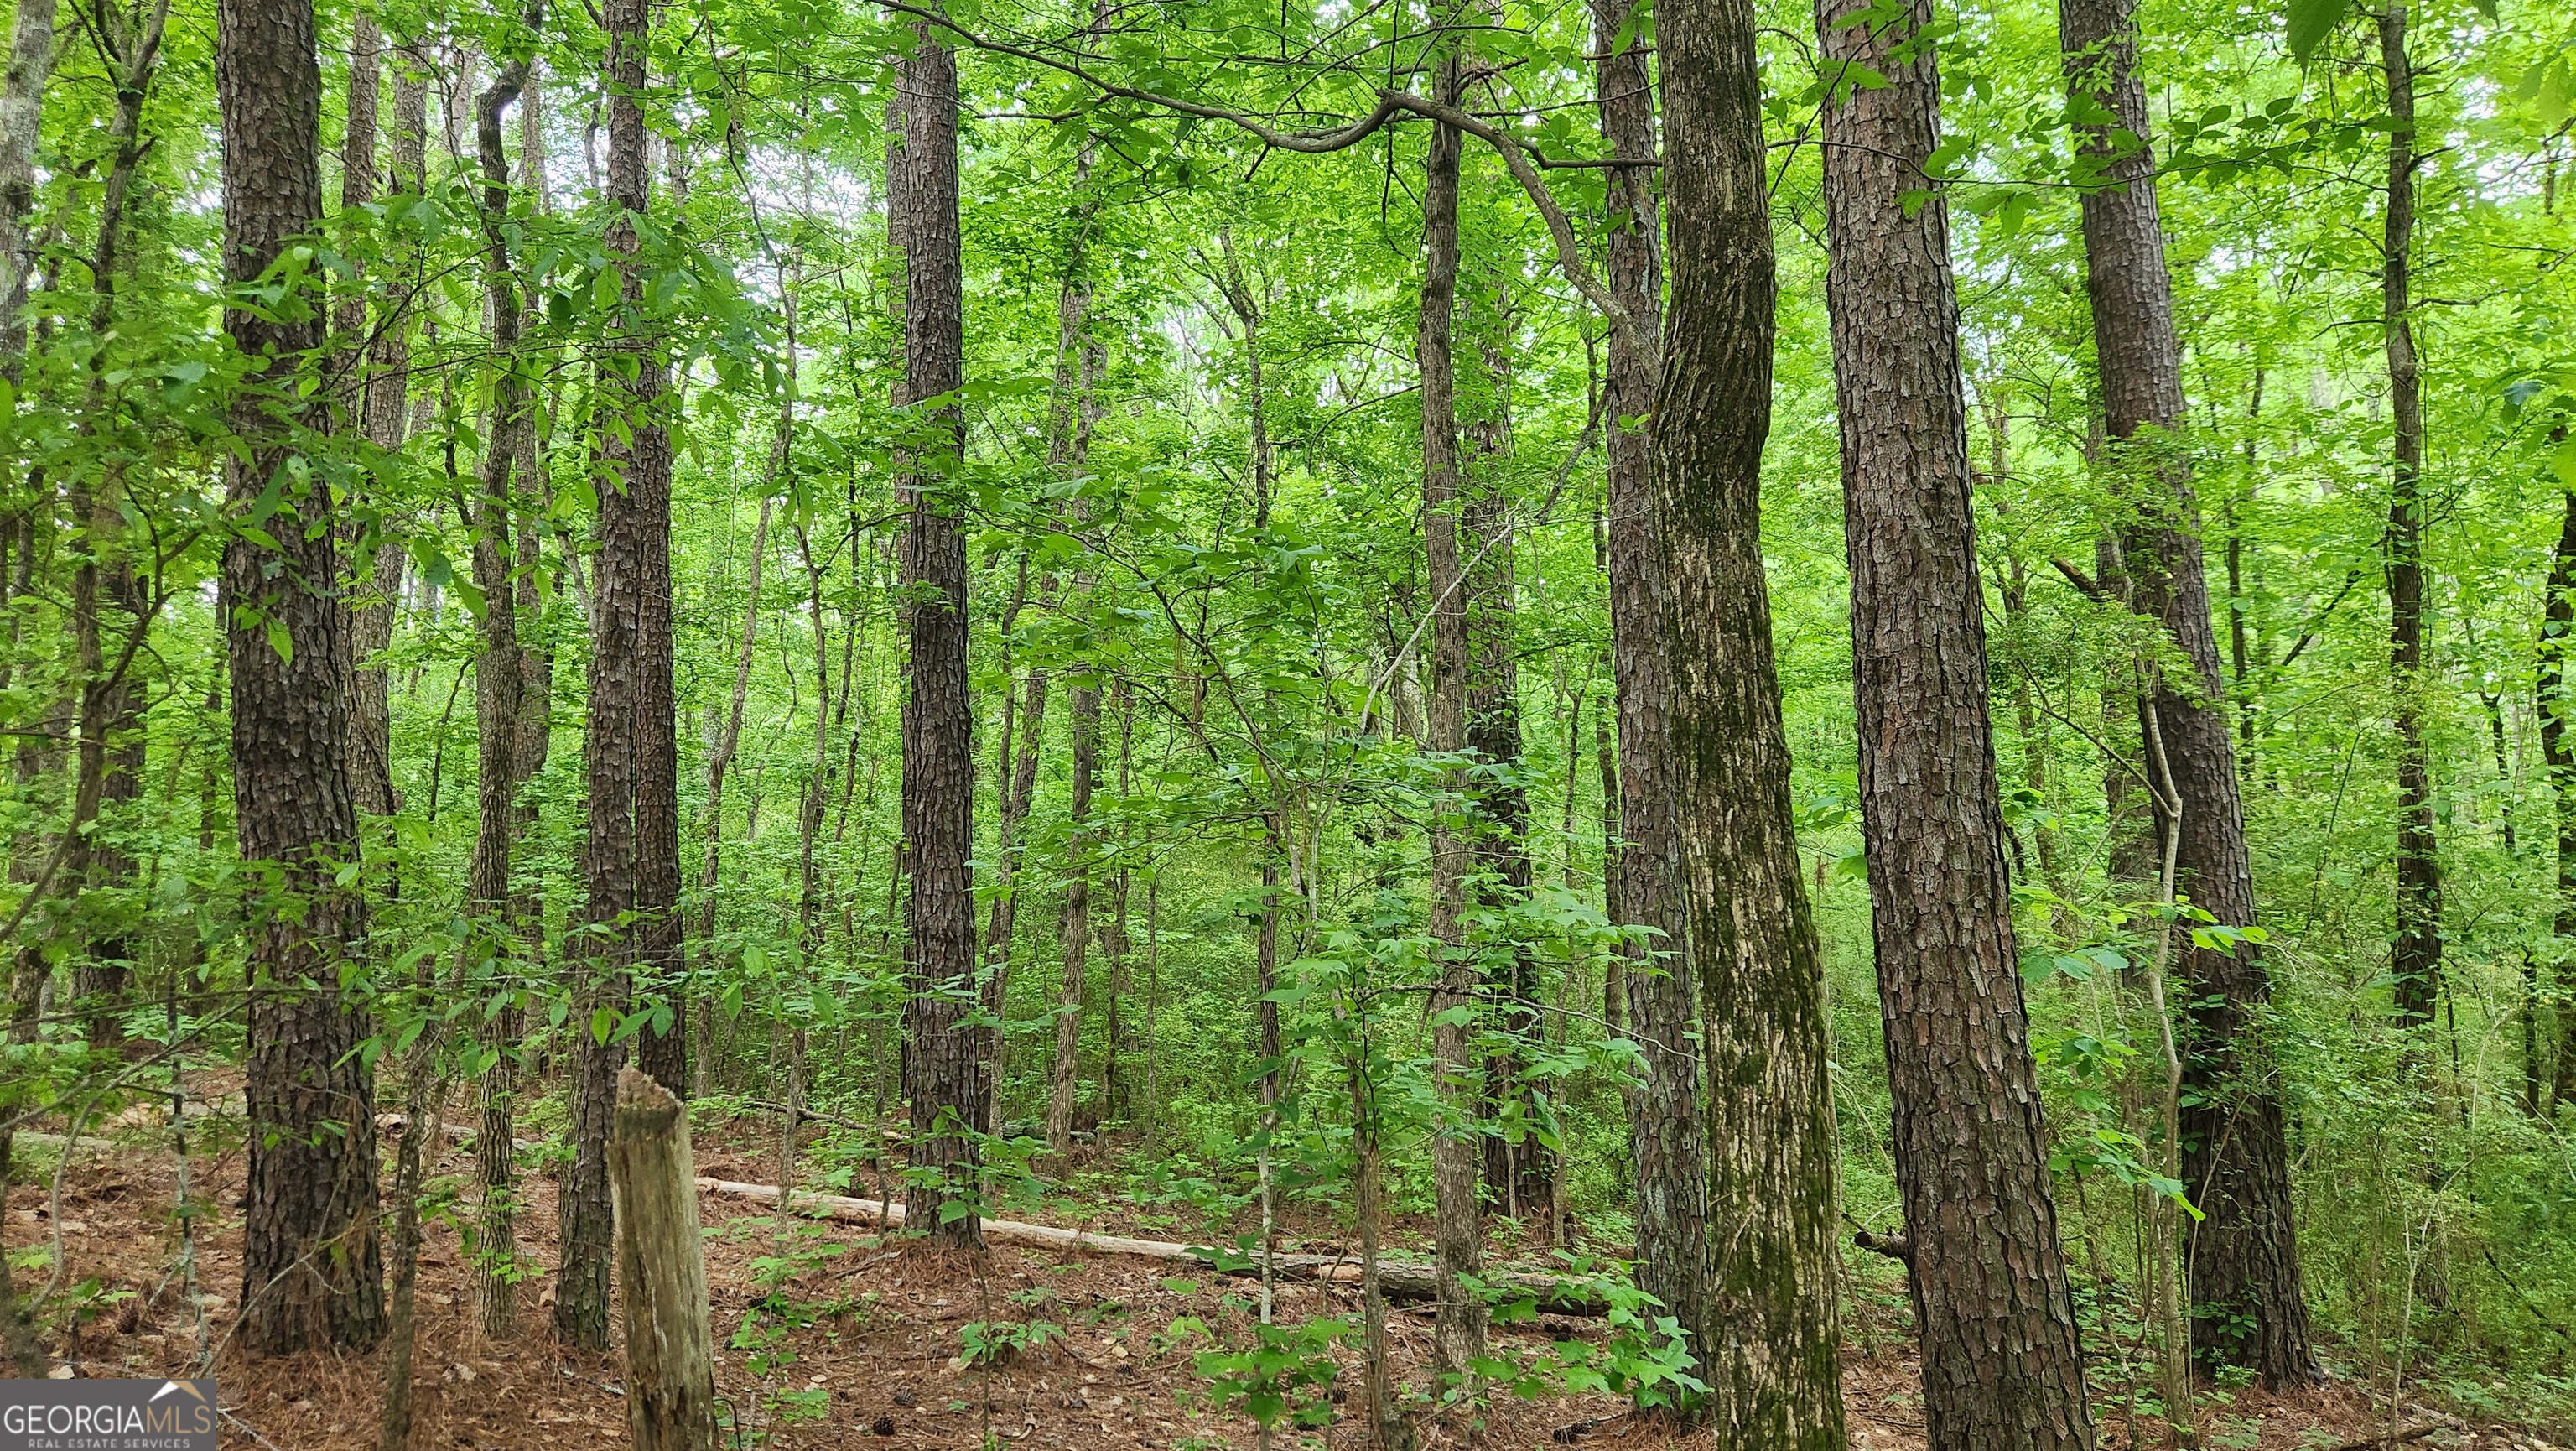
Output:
top-left (5, 1096), bottom-right (2554, 1451)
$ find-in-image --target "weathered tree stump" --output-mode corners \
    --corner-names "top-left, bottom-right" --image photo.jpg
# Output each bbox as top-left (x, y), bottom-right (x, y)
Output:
top-left (609, 1067), bottom-right (720, 1451)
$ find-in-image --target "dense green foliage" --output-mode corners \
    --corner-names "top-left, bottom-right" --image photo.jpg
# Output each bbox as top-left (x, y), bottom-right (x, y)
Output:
top-left (8, 0), bottom-right (2576, 1433)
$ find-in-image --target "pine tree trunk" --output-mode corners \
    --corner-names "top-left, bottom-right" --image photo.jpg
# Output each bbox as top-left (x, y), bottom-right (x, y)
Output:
top-left (2059, 0), bottom-right (2314, 1386)
top-left (217, 0), bottom-right (386, 1353)
top-left (2381, 2), bottom-right (2441, 1033)
top-left (1416, 49), bottom-right (1487, 1386)
top-left (1815, 1), bottom-right (2097, 1444)
top-left (896, 10), bottom-right (983, 1250)
top-left (1656, 0), bottom-right (1842, 1441)
top-left (564, 0), bottom-right (681, 1344)
top-left (1591, 0), bottom-right (1707, 1363)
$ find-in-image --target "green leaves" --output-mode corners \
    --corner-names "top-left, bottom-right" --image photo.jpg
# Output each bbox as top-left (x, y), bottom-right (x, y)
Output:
top-left (2515, 51), bottom-right (2575, 130)
top-left (2286, 0), bottom-right (2350, 65)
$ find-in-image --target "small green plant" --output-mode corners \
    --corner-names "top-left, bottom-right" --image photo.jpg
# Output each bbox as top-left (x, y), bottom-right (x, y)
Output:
top-left (1192, 1317), bottom-right (1350, 1433)
top-left (959, 1317), bottom-right (1063, 1367)
top-left (1509, 1258), bottom-right (1710, 1412)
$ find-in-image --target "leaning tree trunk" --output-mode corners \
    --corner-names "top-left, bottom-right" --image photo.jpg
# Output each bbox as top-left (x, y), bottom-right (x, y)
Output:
top-left (562, 0), bottom-right (681, 1347)
top-left (217, 0), bottom-right (386, 1354)
top-left (1590, 0), bottom-right (1709, 1366)
top-left (2381, 1), bottom-right (2441, 1035)
top-left (2059, 0), bottom-right (2315, 1386)
top-left (1815, 0), bottom-right (2098, 1445)
top-left (1416, 48), bottom-right (1488, 1388)
top-left (896, 11), bottom-right (983, 1251)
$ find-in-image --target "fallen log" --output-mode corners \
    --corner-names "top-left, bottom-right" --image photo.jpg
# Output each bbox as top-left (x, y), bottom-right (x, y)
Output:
top-left (693, 1178), bottom-right (1611, 1315)
top-left (2322, 1422), bottom-right (2455, 1451)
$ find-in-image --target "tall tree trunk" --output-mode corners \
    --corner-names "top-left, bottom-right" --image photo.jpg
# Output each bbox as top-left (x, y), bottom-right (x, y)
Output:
top-left (2059, 0), bottom-right (2315, 1386)
top-left (1594, 692), bottom-right (1622, 1036)
top-left (1416, 48), bottom-right (1487, 1386)
top-left (217, 0), bottom-right (387, 1353)
top-left (2229, 368), bottom-right (2266, 774)
top-left (2381, 1), bottom-right (2441, 1034)
top-left (980, 638), bottom-right (1046, 1131)
top-left (0, 0), bottom-right (56, 381)
top-left (331, 10), bottom-right (380, 437)
top-left (1592, 0), bottom-right (1706, 1361)
top-left (563, 0), bottom-right (680, 1345)
top-left (2540, 472), bottom-right (2576, 1109)
top-left (468, 44), bottom-right (537, 1343)
top-left (1104, 685), bottom-right (1133, 1120)
top-left (487, 70), bottom-right (558, 1334)
top-left (781, 268), bottom-right (823, 1220)
top-left (1655, 0), bottom-right (1843, 1441)
top-left (896, 8), bottom-right (982, 1250)
top-left (60, 0), bottom-right (169, 1042)
top-left (1815, 2), bottom-right (2097, 1445)
top-left (347, 46), bottom-right (422, 820)
top-left (1211, 239), bottom-right (1289, 1120)
top-left (1462, 314), bottom-right (1549, 1225)
top-left (1048, 184), bottom-right (1103, 1157)
top-left (1051, 686), bottom-right (1095, 1152)
top-left (693, 487), bottom-right (771, 1093)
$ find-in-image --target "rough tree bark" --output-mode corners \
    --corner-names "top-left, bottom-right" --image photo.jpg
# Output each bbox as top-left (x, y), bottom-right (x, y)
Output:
top-left (896, 9), bottom-right (984, 1250)
top-left (217, 0), bottom-right (387, 1354)
top-left (1815, 0), bottom-right (2098, 1443)
top-left (1590, 0), bottom-right (1709, 1369)
top-left (1655, 0), bottom-right (1843, 1440)
top-left (562, 0), bottom-right (681, 1346)
top-left (2381, 2), bottom-right (2442, 1034)
top-left (2059, 0), bottom-right (2314, 1385)
top-left (1417, 48), bottom-right (1488, 1388)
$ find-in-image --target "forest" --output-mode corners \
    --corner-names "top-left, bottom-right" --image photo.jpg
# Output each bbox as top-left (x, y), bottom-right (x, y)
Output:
top-left (0, 0), bottom-right (2568, 1443)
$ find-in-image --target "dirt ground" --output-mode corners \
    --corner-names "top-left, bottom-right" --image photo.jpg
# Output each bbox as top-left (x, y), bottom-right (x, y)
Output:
top-left (3, 1101), bottom-right (2552, 1451)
